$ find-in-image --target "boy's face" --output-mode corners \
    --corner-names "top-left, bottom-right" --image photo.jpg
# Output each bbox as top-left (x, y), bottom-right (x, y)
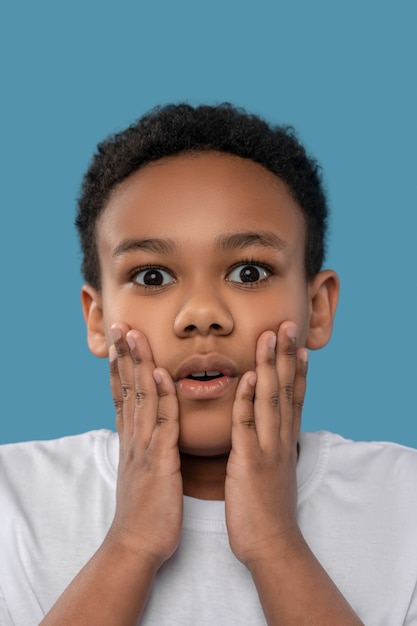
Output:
top-left (83, 152), bottom-right (338, 456)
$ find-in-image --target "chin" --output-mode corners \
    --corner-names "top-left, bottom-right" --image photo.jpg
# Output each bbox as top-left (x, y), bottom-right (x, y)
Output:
top-left (177, 407), bottom-right (233, 457)
top-left (178, 433), bottom-right (232, 457)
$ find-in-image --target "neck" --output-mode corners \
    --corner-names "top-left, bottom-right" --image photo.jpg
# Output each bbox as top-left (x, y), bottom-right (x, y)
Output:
top-left (180, 452), bottom-right (229, 500)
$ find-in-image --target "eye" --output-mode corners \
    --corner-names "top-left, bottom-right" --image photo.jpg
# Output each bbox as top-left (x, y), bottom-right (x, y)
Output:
top-left (227, 263), bottom-right (271, 284)
top-left (132, 267), bottom-right (175, 287)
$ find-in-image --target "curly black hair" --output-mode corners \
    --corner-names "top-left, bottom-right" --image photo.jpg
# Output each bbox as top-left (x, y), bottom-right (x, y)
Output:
top-left (76, 103), bottom-right (328, 289)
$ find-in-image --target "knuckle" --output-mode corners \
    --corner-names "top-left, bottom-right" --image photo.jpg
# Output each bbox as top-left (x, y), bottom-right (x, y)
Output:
top-left (121, 384), bottom-right (132, 399)
top-left (113, 398), bottom-right (123, 415)
top-left (284, 340), bottom-right (297, 358)
top-left (281, 383), bottom-right (294, 402)
top-left (241, 418), bottom-right (257, 430)
top-left (131, 353), bottom-right (143, 367)
top-left (266, 354), bottom-right (276, 367)
top-left (269, 391), bottom-right (280, 410)
top-left (294, 399), bottom-right (304, 419)
top-left (155, 410), bottom-right (170, 425)
top-left (115, 342), bottom-right (128, 358)
top-left (135, 389), bottom-right (148, 406)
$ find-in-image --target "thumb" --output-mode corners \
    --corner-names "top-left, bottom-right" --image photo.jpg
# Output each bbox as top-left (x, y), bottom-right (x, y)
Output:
top-left (150, 368), bottom-right (180, 449)
top-left (231, 372), bottom-right (257, 450)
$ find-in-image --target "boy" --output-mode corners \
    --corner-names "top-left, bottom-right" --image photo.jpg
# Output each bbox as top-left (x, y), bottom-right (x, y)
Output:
top-left (1, 104), bottom-right (416, 625)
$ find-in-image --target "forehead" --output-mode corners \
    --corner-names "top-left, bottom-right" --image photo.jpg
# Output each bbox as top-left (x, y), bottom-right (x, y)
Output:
top-left (97, 151), bottom-right (305, 255)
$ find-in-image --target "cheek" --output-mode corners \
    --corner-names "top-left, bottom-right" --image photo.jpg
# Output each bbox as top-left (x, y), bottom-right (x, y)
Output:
top-left (102, 296), bottom-right (172, 348)
top-left (236, 291), bottom-right (310, 343)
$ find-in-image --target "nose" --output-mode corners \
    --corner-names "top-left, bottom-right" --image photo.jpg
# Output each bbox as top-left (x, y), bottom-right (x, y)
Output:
top-left (173, 287), bottom-right (234, 337)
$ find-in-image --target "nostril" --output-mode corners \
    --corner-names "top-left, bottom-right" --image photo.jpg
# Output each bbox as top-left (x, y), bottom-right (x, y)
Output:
top-left (174, 308), bottom-right (233, 337)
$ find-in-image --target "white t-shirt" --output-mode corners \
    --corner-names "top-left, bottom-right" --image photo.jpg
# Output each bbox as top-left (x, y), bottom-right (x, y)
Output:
top-left (0, 429), bottom-right (416, 625)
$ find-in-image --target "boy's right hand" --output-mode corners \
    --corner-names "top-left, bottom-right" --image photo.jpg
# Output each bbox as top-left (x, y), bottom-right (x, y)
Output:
top-left (106, 323), bottom-right (183, 571)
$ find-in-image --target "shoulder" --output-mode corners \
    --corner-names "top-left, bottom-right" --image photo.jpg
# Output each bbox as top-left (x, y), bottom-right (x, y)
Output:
top-left (298, 432), bottom-right (417, 621)
top-left (0, 428), bottom-right (115, 466)
top-left (0, 431), bottom-right (118, 624)
top-left (323, 430), bottom-right (417, 472)
top-left (300, 430), bottom-right (417, 503)
top-left (302, 429), bottom-right (417, 467)
top-left (0, 429), bottom-right (118, 506)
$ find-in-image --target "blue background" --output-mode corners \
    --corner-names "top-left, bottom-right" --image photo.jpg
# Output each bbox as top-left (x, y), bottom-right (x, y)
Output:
top-left (1, 0), bottom-right (416, 446)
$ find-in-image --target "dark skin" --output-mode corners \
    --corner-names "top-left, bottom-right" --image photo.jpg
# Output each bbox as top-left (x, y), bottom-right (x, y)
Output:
top-left (180, 452), bottom-right (230, 499)
top-left (107, 320), bottom-right (305, 567)
top-left (41, 152), bottom-right (363, 624)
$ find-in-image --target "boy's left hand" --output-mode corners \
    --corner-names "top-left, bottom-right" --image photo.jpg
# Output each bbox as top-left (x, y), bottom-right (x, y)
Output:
top-left (225, 322), bottom-right (308, 568)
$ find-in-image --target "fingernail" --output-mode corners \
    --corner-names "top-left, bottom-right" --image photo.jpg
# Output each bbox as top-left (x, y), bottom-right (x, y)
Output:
top-left (111, 327), bottom-right (122, 341)
top-left (268, 334), bottom-right (277, 350)
top-left (248, 373), bottom-right (257, 387)
top-left (126, 334), bottom-right (135, 351)
top-left (285, 324), bottom-right (297, 340)
top-left (109, 345), bottom-right (117, 360)
top-left (153, 370), bottom-right (163, 384)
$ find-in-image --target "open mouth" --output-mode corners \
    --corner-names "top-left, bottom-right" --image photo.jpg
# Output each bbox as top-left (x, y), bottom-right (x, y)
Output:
top-left (186, 371), bottom-right (223, 382)
top-left (177, 366), bottom-right (234, 399)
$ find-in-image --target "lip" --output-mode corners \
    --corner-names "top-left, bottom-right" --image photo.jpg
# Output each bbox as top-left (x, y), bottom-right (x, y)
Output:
top-left (174, 355), bottom-right (237, 381)
top-left (174, 355), bottom-right (238, 401)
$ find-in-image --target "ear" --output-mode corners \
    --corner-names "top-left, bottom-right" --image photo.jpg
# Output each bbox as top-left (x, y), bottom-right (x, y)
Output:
top-left (80, 285), bottom-right (109, 358)
top-left (306, 270), bottom-right (340, 350)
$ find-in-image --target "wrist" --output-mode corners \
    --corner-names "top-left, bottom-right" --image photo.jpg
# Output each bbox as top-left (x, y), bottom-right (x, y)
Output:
top-left (104, 525), bottom-right (166, 574)
top-left (244, 524), bottom-right (307, 574)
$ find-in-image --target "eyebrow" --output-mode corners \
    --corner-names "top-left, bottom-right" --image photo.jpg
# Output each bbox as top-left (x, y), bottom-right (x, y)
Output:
top-left (112, 230), bottom-right (289, 258)
top-left (215, 231), bottom-right (289, 254)
top-left (112, 237), bottom-right (178, 258)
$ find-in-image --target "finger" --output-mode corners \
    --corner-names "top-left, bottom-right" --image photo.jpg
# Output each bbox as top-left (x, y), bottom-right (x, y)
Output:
top-left (252, 330), bottom-right (280, 449)
top-left (109, 343), bottom-right (124, 436)
top-left (110, 324), bottom-right (136, 440)
top-left (124, 328), bottom-right (159, 444)
top-left (149, 368), bottom-right (180, 453)
top-left (276, 322), bottom-right (298, 444)
top-left (292, 348), bottom-right (308, 443)
top-left (231, 371), bottom-right (258, 453)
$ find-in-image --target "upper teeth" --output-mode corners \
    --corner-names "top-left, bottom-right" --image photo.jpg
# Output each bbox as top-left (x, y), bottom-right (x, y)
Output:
top-left (190, 371), bottom-right (221, 377)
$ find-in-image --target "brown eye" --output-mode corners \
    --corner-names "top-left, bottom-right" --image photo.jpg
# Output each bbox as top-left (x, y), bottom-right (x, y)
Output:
top-left (240, 266), bottom-right (260, 282)
top-left (133, 267), bottom-right (174, 287)
top-left (227, 264), bottom-right (270, 284)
